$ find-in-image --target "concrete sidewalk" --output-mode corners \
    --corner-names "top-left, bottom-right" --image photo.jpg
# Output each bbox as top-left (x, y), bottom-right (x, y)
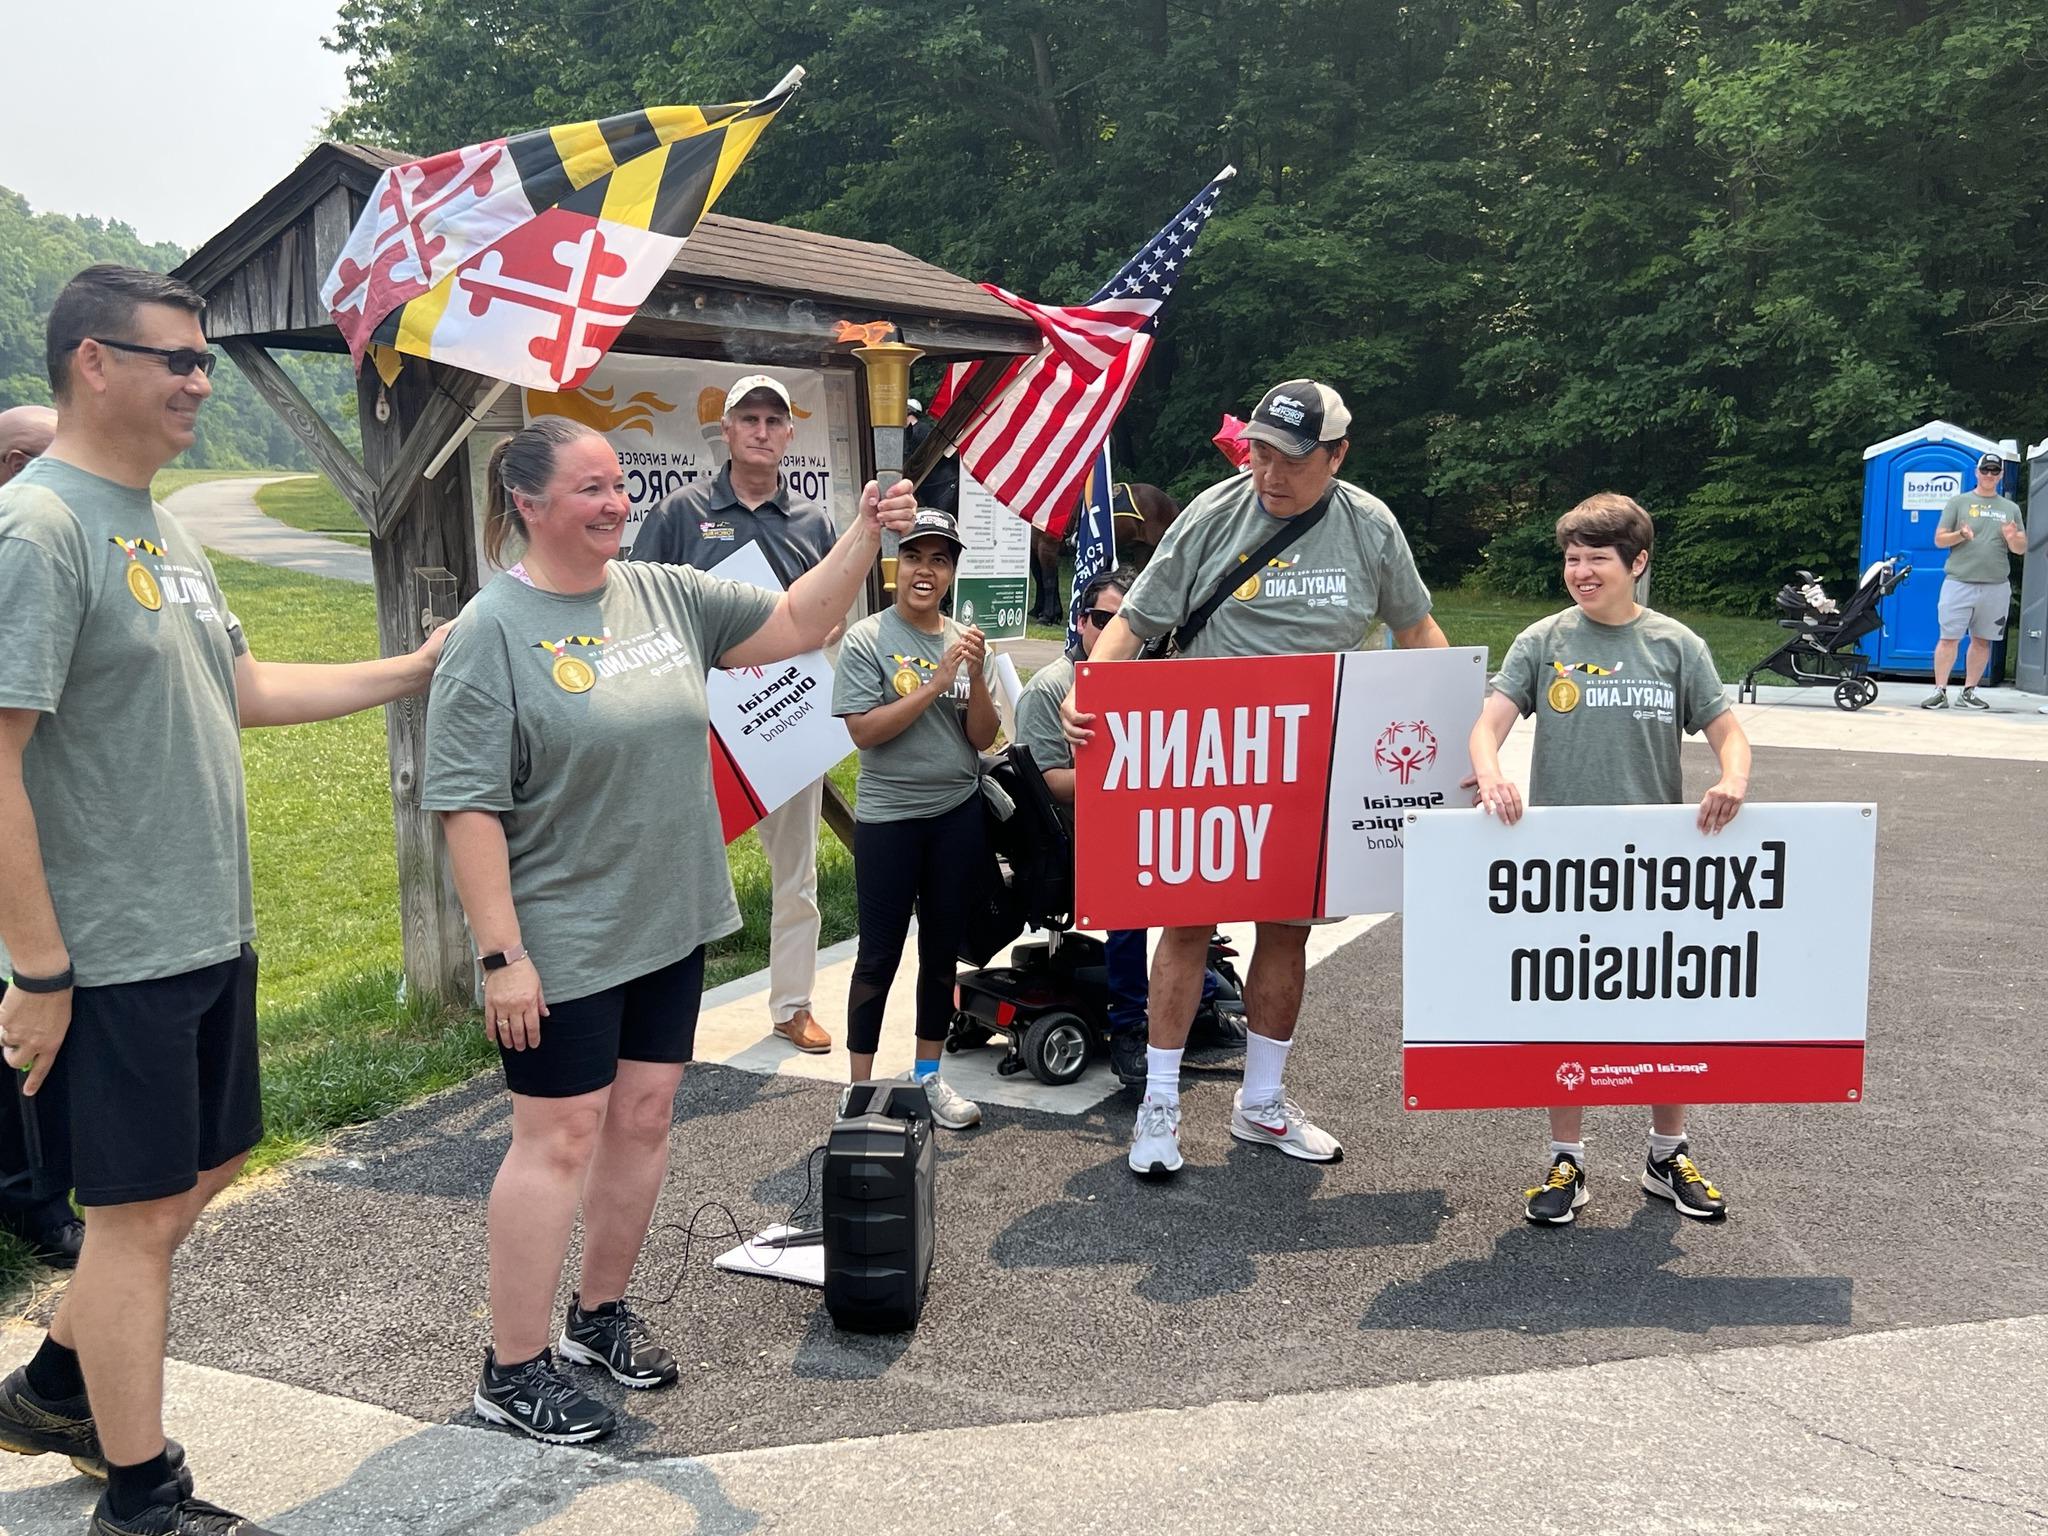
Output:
top-left (164, 476), bottom-right (373, 584)
top-left (2, 1315), bottom-right (2040, 1534)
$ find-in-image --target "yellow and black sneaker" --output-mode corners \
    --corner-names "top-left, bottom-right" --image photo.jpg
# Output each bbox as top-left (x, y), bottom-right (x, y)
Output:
top-left (1524, 1152), bottom-right (1589, 1225)
top-left (0, 1365), bottom-right (190, 1487)
top-left (1642, 1140), bottom-right (1728, 1220)
top-left (90, 1481), bottom-right (273, 1535)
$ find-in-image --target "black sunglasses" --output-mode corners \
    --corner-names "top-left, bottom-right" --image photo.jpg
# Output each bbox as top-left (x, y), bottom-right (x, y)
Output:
top-left (1080, 607), bottom-right (1117, 628)
top-left (90, 337), bottom-right (217, 377)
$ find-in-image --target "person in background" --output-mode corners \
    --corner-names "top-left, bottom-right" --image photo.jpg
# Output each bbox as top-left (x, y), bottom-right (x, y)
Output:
top-left (428, 417), bottom-right (915, 1445)
top-left (1468, 493), bottom-right (1751, 1226)
top-left (833, 508), bottom-right (997, 1129)
top-left (632, 375), bottom-right (839, 1057)
top-left (0, 403), bottom-right (81, 1270)
top-left (1923, 452), bottom-right (2026, 710)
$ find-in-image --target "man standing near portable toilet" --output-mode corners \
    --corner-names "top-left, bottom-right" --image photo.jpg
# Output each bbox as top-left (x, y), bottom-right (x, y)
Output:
top-left (1923, 451), bottom-right (2028, 709)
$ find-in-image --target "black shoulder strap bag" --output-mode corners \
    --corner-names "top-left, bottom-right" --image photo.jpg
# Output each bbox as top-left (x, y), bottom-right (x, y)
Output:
top-left (1164, 484), bottom-right (1339, 656)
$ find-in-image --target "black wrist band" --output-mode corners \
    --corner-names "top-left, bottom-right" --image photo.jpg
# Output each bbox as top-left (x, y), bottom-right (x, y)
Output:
top-left (9, 964), bottom-right (74, 994)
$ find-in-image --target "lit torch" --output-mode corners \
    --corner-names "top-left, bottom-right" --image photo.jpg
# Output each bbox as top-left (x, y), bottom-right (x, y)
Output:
top-left (838, 320), bottom-right (922, 589)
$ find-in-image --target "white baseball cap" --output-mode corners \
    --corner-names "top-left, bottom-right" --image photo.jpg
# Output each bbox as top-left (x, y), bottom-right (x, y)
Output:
top-left (723, 374), bottom-right (792, 414)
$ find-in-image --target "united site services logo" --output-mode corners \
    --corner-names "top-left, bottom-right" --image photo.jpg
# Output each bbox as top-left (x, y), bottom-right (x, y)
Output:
top-left (1555, 1061), bottom-right (1586, 1093)
top-left (1373, 720), bottom-right (1438, 784)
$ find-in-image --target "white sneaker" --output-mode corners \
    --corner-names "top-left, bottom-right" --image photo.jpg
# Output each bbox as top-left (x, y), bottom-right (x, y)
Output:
top-left (1128, 1095), bottom-right (1183, 1177)
top-left (1229, 1090), bottom-right (1343, 1163)
top-left (920, 1072), bottom-right (981, 1129)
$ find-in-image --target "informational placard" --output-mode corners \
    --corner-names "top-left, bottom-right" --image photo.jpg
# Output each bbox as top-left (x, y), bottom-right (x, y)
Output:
top-left (524, 356), bottom-right (844, 552)
top-left (1401, 803), bottom-right (1876, 1109)
top-left (1072, 648), bottom-right (1485, 927)
top-left (952, 470), bottom-right (1031, 639)
top-left (701, 543), bottom-right (853, 841)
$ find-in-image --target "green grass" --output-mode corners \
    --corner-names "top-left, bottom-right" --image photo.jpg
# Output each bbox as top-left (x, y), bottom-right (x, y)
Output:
top-left (255, 474), bottom-right (370, 540)
top-left (149, 465), bottom-right (289, 500)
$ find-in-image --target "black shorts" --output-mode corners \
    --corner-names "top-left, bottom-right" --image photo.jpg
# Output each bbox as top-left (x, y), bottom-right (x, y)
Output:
top-left (501, 947), bottom-right (706, 1099)
top-left (37, 945), bottom-right (263, 1207)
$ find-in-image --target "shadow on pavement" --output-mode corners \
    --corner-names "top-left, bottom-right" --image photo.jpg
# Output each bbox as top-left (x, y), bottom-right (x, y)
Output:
top-left (992, 1145), bottom-right (1450, 1304)
top-left (1361, 1202), bottom-right (1854, 1336)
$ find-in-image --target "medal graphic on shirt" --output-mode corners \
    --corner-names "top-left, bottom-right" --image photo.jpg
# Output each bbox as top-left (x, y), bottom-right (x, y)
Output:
top-left (108, 536), bottom-right (168, 610)
top-left (1231, 554), bottom-right (1298, 603)
top-left (534, 629), bottom-right (612, 693)
top-left (889, 651), bottom-right (937, 698)
top-left (1547, 658), bottom-right (1621, 713)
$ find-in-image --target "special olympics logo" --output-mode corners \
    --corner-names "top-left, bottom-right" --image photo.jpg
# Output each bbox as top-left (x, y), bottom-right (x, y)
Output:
top-left (1373, 720), bottom-right (1438, 784)
top-left (1555, 1061), bottom-right (1586, 1093)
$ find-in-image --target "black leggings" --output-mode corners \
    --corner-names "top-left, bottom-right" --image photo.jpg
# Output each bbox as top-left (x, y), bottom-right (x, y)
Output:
top-left (848, 796), bottom-right (986, 1057)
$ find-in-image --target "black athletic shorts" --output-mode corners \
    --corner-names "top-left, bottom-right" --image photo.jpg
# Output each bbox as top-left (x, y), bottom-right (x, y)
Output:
top-left (500, 946), bottom-right (706, 1099)
top-left (36, 945), bottom-right (263, 1207)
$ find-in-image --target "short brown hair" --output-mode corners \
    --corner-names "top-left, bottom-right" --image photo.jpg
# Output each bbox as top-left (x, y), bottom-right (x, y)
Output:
top-left (47, 264), bottom-right (205, 400)
top-left (1555, 492), bottom-right (1654, 568)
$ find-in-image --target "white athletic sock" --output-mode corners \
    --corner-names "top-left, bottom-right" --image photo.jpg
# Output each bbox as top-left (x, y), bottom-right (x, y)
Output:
top-left (1548, 1139), bottom-right (1587, 1166)
top-left (1144, 1047), bottom-right (1184, 1106)
top-left (1242, 1032), bottom-right (1292, 1107)
top-left (1648, 1129), bottom-right (1687, 1164)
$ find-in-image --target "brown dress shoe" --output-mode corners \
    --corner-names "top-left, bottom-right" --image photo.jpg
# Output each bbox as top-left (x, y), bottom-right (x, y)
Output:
top-left (772, 1010), bottom-right (832, 1053)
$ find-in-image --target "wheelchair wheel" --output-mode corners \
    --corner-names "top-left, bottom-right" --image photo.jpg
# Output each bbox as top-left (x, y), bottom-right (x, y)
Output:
top-left (1023, 1011), bottom-right (1091, 1086)
top-left (946, 1013), bottom-right (994, 1052)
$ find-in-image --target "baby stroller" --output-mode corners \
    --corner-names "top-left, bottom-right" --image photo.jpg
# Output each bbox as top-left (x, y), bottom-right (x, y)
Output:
top-left (1737, 558), bottom-right (1911, 711)
top-left (950, 744), bottom-right (1246, 1086)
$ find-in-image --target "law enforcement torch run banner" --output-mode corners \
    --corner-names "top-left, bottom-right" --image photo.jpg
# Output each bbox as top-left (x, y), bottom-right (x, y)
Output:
top-left (1072, 648), bottom-right (1486, 926)
top-left (1400, 803), bottom-right (1877, 1109)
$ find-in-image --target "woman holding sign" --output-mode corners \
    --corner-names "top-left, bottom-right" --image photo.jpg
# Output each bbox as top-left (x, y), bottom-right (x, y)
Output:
top-left (424, 417), bottom-right (914, 1444)
top-left (833, 507), bottom-right (999, 1129)
top-left (1468, 493), bottom-right (1751, 1227)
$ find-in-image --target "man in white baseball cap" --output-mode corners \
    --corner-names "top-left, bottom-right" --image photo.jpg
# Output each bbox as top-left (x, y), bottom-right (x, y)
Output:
top-left (632, 374), bottom-right (841, 1055)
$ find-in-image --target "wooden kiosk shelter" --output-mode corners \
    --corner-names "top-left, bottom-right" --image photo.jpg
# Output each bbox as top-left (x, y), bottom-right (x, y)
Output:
top-left (174, 141), bottom-right (1039, 1008)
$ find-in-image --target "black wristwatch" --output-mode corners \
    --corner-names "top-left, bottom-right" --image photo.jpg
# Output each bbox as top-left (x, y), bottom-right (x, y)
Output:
top-left (479, 944), bottom-right (529, 972)
top-left (9, 964), bottom-right (74, 994)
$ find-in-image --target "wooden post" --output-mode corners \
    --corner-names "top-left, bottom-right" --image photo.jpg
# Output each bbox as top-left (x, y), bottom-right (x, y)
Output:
top-left (358, 361), bottom-right (480, 1008)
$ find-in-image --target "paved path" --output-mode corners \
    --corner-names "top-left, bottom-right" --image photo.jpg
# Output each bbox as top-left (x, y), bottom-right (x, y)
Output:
top-left (164, 476), bottom-right (373, 584)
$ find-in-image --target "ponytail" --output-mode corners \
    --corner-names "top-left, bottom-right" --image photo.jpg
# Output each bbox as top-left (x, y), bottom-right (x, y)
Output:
top-left (484, 416), bottom-right (599, 567)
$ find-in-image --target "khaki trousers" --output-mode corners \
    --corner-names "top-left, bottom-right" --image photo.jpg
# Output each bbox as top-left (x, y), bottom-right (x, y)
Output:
top-left (754, 777), bottom-right (824, 1024)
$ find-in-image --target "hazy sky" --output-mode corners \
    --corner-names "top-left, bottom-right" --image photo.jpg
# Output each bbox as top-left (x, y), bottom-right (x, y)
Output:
top-left (1, 0), bottom-right (354, 248)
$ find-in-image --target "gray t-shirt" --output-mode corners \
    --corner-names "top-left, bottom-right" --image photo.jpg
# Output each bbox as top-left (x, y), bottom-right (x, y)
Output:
top-left (833, 608), bottom-right (996, 823)
top-left (1490, 607), bottom-right (1729, 808)
top-left (422, 561), bottom-right (777, 1001)
top-left (0, 458), bottom-right (253, 986)
top-left (1015, 653), bottom-right (1076, 775)
top-left (1937, 491), bottom-right (2024, 585)
top-left (1119, 476), bottom-right (1432, 659)
top-left (628, 463), bottom-right (837, 588)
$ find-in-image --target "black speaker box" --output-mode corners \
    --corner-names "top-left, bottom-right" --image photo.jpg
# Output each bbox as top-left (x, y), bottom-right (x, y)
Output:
top-left (822, 1082), bottom-right (935, 1333)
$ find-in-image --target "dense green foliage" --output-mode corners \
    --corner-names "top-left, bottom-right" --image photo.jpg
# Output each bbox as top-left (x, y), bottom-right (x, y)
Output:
top-left (0, 187), bottom-right (358, 471)
top-left (324, 0), bottom-right (2048, 612)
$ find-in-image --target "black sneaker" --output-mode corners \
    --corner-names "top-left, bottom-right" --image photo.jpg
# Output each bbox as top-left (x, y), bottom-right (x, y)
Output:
top-left (1958, 688), bottom-right (1991, 711)
top-left (473, 1348), bottom-right (617, 1444)
top-left (90, 1482), bottom-right (273, 1534)
top-left (1920, 689), bottom-right (1949, 709)
top-left (558, 1296), bottom-right (678, 1390)
top-left (0, 1366), bottom-right (191, 1487)
top-left (1642, 1140), bottom-right (1728, 1220)
top-left (0, 1196), bottom-right (85, 1268)
top-left (1524, 1153), bottom-right (1589, 1224)
top-left (1108, 1029), bottom-right (1147, 1088)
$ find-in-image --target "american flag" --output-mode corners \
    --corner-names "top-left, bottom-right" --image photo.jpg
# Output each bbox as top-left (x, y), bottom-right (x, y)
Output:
top-left (938, 167), bottom-right (1234, 537)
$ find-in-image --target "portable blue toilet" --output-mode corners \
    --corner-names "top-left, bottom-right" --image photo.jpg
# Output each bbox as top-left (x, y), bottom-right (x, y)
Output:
top-left (1858, 421), bottom-right (2019, 676)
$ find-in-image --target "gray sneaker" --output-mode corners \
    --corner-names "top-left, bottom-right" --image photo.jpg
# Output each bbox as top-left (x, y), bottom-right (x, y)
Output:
top-left (1920, 689), bottom-right (1949, 709)
top-left (920, 1072), bottom-right (982, 1129)
top-left (1957, 688), bottom-right (1991, 710)
top-left (1128, 1095), bottom-right (1183, 1177)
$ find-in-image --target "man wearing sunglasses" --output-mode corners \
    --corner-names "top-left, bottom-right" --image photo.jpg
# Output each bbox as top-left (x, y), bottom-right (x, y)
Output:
top-left (0, 264), bottom-right (448, 1536)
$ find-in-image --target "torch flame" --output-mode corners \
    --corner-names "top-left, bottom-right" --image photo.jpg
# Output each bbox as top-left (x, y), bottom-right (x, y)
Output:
top-left (835, 320), bottom-right (899, 345)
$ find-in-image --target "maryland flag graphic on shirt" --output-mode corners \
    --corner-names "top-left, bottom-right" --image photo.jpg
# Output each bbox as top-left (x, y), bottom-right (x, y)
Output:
top-left (321, 69), bottom-right (803, 392)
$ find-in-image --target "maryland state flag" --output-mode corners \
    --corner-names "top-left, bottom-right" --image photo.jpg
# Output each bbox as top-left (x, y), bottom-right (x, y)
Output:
top-left (322, 69), bottom-right (802, 392)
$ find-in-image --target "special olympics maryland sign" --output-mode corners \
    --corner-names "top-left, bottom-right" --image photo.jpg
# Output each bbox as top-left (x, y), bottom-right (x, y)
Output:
top-left (701, 544), bottom-right (852, 842)
top-left (1401, 803), bottom-right (1876, 1109)
top-left (1072, 648), bottom-right (1486, 928)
